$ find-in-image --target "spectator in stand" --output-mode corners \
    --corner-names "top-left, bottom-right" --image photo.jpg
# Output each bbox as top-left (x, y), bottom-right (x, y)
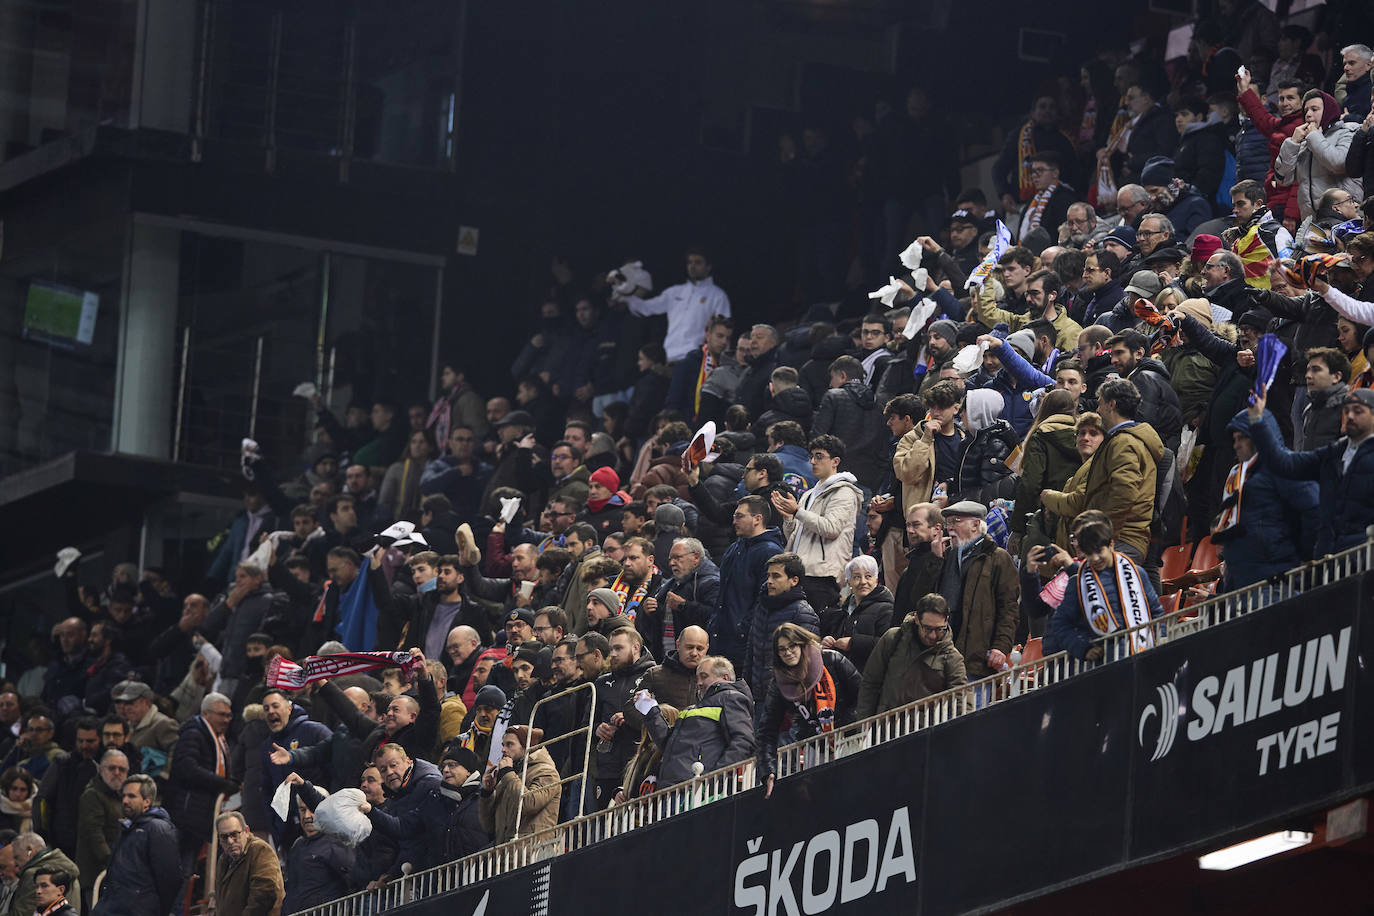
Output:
top-left (31, 717), bottom-right (99, 856)
top-left (164, 693), bottom-right (238, 878)
top-left (1275, 89), bottom-right (1361, 225)
top-left (213, 811), bottom-right (284, 916)
top-left (619, 248), bottom-right (732, 363)
top-left (1115, 186), bottom-right (1150, 231)
top-left (30, 867), bottom-right (77, 916)
top-left (420, 426), bottom-right (491, 522)
top-left (581, 468), bottom-right (629, 541)
top-left (372, 551), bottom-right (492, 654)
top-left (280, 783), bottom-right (353, 914)
top-left (1074, 249), bottom-right (1127, 328)
top-left (994, 94), bottom-right (1079, 215)
top-left (1246, 386), bottom-right (1374, 556)
top-left (1348, 108), bottom-right (1374, 195)
top-left (1041, 510), bottom-right (1165, 662)
top-left (1058, 202), bottom-right (1111, 251)
top-left (0, 770), bottom-right (32, 834)
top-left (819, 555), bottom-right (894, 674)
top-left (666, 314), bottom-right (734, 418)
top-left (1340, 44), bottom-right (1373, 121)
top-left (207, 488), bottom-right (278, 588)
top-left (589, 629), bottom-right (654, 809)
top-left (9, 832), bottom-right (80, 916)
top-left (111, 681), bottom-right (177, 778)
top-left (935, 502), bottom-right (1019, 682)
top-left (1107, 329), bottom-right (1184, 450)
top-left (558, 524), bottom-right (603, 635)
top-left (757, 623), bottom-right (859, 796)
top-left (42, 618), bottom-right (87, 714)
top-left (478, 726), bottom-right (560, 843)
top-left (428, 364), bottom-right (489, 445)
top-left (622, 625), bottom-right (708, 734)
top-left (1224, 180), bottom-right (1295, 268)
top-left (746, 552), bottom-right (819, 702)
top-left (753, 366), bottom-right (814, 437)
top-left (1172, 95), bottom-right (1228, 205)
top-left (770, 435), bottom-right (862, 613)
top-left (953, 386), bottom-right (1020, 502)
top-left (356, 742), bottom-right (446, 876)
top-left (259, 688), bottom-right (331, 835)
top-left (1017, 151), bottom-right (1076, 243)
top-left (1139, 158), bottom-right (1211, 238)
top-left (856, 593), bottom-right (968, 718)
top-left (76, 751), bottom-right (126, 894)
top-left (811, 359), bottom-right (886, 490)
top-left (759, 421), bottom-right (817, 493)
top-left (90, 774), bottom-right (178, 916)
top-left (1111, 79), bottom-right (1178, 186)
top-left (893, 503), bottom-right (946, 615)
top-left (1302, 348), bottom-right (1352, 449)
top-left (454, 685), bottom-right (506, 765)
top-left (638, 655), bottom-right (755, 788)
top-left (1042, 378), bottom-right (1162, 574)
top-left (1211, 409), bottom-right (1319, 592)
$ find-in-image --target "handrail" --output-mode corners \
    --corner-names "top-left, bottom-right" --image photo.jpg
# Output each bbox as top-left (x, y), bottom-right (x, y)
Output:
top-left (295, 535), bottom-right (1374, 916)
top-left (514, 679), bottom-right (597, 833)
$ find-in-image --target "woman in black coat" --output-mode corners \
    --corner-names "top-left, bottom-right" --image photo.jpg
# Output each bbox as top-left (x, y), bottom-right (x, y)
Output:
top-left (819, 555), bottom-right (894, 674)
top-left (757, 624), bottom-right (862, 788)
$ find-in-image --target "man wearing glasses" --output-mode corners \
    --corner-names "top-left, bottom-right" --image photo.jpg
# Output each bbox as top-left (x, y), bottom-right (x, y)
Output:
top-left (1133, 214), bottom-right (1176, 257)
top-left (856, 592), bottom-right (967, 718)
top-left (213, 811), bottom-right (284, 916)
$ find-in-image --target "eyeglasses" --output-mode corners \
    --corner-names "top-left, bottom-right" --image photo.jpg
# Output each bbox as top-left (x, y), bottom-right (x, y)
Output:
top-left (1082, 266), bottom-right (1106, 275)
top-left (575, 651), bottom-right (597, 660)
top-left (1067, 217), bottom-right (1092, 228)
top-left (1136, 228), bottom-right (1166, 238)
top-left (1028, 167), bottom-right (1053, 175)
top-left (919, 625), bottom-right (949, 635)
top-left (217, 829), bottom-right (244, 842)
top-left (550, 511), bottom-right (574, 517)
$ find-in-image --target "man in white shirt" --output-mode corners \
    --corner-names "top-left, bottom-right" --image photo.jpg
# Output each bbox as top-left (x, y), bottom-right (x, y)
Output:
top-left (619, 248), bottom-right (732, 363)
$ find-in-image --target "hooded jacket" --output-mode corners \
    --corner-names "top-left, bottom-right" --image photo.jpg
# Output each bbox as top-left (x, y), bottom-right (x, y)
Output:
top-left (1042, 420), bottom-right (1165, 557)
top-left (955, 418), bottom-right (1020, 505)
top-left (781, 471), bottom-right (864, 582)
top-left (98, 806), bottom-right (182, 915)
top-left (260, 703), bottom-right (332, 821)
top-left (892, 426), bottom-right (940, 518)
top-left (1275, 92), bottom-right (1362, 221)
top-left (819, 586), bottom-right (895, 674)
top-left (710, 527), bottom-right (786, 657)
top-left (1128, 358), bottom-right (1184, 450)
top-left (479, 745), bottom-right (560, 843)
top-left (800, 336), bottom-right (853, 406)
top-left (813, 380), bottom-right (887, 489)
top-left (856, 613), bottom-right (968, 718)
top-left (1044, 555), bottom-right (1165, 661)
top-left (15, 846), bottom-right (82, 916)
top-left (647, 678), bottom-right (757, 787)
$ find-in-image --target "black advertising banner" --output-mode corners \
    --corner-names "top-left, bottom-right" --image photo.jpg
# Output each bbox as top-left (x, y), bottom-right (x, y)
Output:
top-left (372, 571), bottom-right (1374, 915)
top-left (1129, 575), bottom-right (1363, 857)
top-left (919, 661), bottom-right (1135, 915)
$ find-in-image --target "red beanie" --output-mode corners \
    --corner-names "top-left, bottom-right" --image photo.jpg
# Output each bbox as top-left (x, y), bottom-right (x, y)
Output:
top-left (1190, 234), bottom-right (1222, 265)
top-left (590, 467), bottom-right (620, 492)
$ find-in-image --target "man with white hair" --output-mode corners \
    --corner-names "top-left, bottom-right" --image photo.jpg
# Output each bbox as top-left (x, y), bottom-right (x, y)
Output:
top-left (164, 692), bottom-right (239, 879)
top-left (1341, 43), bottom-right (1372, 121)
top-left (934, 501), bottom-right (1019, 681)
top-left (639, 655), bottom-right (755, 788)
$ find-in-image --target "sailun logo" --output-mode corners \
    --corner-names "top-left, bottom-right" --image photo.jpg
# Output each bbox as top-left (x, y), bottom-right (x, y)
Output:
top-left (1136, 626), bottom-right (1351, 775)
top-left (1137, 682), bottom-right (1180, 761)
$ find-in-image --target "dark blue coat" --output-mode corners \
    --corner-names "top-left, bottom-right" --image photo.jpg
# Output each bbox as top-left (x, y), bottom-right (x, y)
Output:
top-left (1045, 559), bottom-right (1165, 661)
top-left (442, 780), bottom-right (490, 860)
top-left (365, 757), bottom-right (447, 875)
top-left (261, 704), bottom-right (332, 824)
top-left (747, 590), bottom-right (820, 696)
top-left (283, 831), bottom-right (354, 913)
top-left (710, 527), bottom-right (785, 663)
top-left (1247, 411), bottom-right (1374, 557)
top-left (92, 807), bottom-right (181, 916)
top-left (165, 715), bottom-right (238, 843)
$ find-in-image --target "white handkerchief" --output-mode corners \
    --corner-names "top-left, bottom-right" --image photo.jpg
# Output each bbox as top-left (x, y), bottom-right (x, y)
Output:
top-left (899, 240), bottom-right (924, 271)
top-left (271, 779), bottom-right (294, 822)
top-left (499, 497), bottom-right (522, 524)
top-left (903, 298), bottom-right (940, 339)
top-left (868, 276), bottom-right (904, 307)
top-left (909, 267), bottom-right (929, 291)
top-left (951, 342), bottom-right (988, 376)
top-left (293, 382), bottom-right (318, 399)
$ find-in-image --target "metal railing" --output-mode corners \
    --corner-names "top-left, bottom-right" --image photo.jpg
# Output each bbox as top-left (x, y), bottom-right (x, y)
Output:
top-left (297, 536), bottom-right (1374, 915)
top-left (515, 680), bottom-right (597, 832)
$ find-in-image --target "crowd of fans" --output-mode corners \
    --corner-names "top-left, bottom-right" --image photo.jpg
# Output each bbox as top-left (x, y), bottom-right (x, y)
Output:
top-left (2, 9), bottom-right (1374, 916)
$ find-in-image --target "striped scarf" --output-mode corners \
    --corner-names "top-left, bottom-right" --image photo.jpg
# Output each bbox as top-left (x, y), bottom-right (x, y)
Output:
top-left (611, 568), bottom-right (657, 620)
top-left (1021, 182), bottom-right (1060, 234)
top-left (694, 345), bottom-right (718, 416)
top-left (1213, 455), bottom-right (1256, 539)
top-left (1095, 99), bottom-right (1132, 204)
top-left (1079, 553), bottom-right (1154, 655)
top-left (776, 645), bottom-right (838, 734)
top-left (1016, 122), bottom-right (1037, 202)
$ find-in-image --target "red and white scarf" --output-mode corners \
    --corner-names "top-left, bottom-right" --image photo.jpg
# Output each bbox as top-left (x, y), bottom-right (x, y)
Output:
top-left (1213, 455), bottom-right (1256, 538)
top-left (267, 651), bottom-right (423, 690)
top-left (1079, 553), bottom-right (1154, 654)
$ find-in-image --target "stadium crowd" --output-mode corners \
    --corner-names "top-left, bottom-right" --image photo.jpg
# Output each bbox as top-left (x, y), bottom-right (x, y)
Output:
top-left (2, 7), bottom-right (1374, 915)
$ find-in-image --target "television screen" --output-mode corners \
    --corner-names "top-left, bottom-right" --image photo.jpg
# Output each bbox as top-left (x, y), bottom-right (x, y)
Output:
top-left (23, 281), bottom-right (98, 346)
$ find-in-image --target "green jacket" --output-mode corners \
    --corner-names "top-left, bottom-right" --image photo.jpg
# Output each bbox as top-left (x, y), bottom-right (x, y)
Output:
top-left (974, 283), bottom-right (1084, 355)
top-left (1012, 414), bottom-right (1081, 536)
top-left (76, 776), bottom-right (122, 892)
top-left (857, 615), bottom-right (968, 718)
top-left (13, 846), bottom-right (82, 915)
top-left (1160, 345), bottom-right (1217, 426)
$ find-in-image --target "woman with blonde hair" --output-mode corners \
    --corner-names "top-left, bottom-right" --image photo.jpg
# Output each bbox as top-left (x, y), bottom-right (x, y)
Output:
top-left (614, 705), bottom-right (679, 803)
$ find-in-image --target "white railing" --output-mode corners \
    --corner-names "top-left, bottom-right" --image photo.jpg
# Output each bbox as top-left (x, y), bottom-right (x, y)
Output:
top-left (297, 536), bottom-right (1373, 915)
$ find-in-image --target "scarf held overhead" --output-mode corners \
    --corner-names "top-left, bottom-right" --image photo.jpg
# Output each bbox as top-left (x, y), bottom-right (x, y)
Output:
top-left (267, 651), bottom-right (423, 690)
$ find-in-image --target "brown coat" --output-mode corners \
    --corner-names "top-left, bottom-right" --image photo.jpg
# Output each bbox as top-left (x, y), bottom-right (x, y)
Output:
top-left (1041, 421), bottom-right (1163, 556)
top-left (478, 745), bottom-right (561, 843)
top-left (631, 455), bottom-right (692, 501)
top-left (215, 834), bottom-right (284, 916)
top-left (949, 538), bottom-right (1021, 680)
top-left (892, 428), bottom-right (936, 519)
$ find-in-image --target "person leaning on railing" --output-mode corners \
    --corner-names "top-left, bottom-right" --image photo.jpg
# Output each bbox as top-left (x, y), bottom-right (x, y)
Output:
top-left (1039, 510), bottom-right (1165, 662)
top-left (636, 656), bottom-right (756, 789)
top-left (855, 594), bottom-right (967, 720)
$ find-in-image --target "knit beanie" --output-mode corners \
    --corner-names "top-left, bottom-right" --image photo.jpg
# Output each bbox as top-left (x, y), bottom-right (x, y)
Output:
top-left (1006, 329), bottom-right (1037, 361)
top-left (1190, 234), bottom-right (1222, 265)
top-left (589, 467), bottom-right (620, 492)
top-left (929, 320), bottom-right (959, 348)
top-left (588, 587), bottom-right (623, 617)
top-left (653, 503), bottom-right (686, 530)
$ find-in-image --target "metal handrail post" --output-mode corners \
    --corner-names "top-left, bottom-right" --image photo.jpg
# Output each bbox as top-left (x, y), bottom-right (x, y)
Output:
top-left (248, 336), bottom-right (264, 439)
top-left (514, 680), bottom-right (596, 838)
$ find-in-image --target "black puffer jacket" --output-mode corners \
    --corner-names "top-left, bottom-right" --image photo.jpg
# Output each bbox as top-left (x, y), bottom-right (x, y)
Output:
top-left (1128, 358), bottom-right (1183, 451)
top-left (954, 420), bottom-right (1019, 504)
top-left (813, 379), bottom-right (886, 488)
top-left (756, 648), bottom-right (862, 778)
top-left (164, 716), bottom-right (238, 844)
top-left (753, 385), bottom-right (815, 439)
top-left (819, 586), bottom-right (895, 674)
top-left (800, 337), bottom-right (853, 406)
top-left (94, 807), bottom-right (181, 916)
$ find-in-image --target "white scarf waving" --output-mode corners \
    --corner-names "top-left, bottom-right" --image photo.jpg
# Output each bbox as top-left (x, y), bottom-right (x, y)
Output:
top-left (1078, 553), bottom-right (1154, 654)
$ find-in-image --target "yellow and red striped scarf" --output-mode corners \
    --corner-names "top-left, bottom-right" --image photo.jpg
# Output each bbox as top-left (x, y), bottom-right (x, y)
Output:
top-left (1234, 225), bottom-right (1274, 289)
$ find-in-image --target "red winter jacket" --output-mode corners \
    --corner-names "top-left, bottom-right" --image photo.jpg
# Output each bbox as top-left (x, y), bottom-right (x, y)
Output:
top-left (1237, 87), bottom-right (1303, 223)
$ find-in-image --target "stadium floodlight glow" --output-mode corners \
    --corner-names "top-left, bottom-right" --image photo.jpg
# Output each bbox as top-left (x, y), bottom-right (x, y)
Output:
top-left (1197, 831), bottom-right (1313, 871)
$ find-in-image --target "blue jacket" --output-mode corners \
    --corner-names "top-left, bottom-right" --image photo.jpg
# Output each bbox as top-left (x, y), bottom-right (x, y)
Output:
top-left (261, 704), bottom-right (332, 823)
top-left (710, 527), bottom-right (785, 659)
top-left (365, 757), bottom-right (447, 875)
top-left (741, 444), bottom-right (817, 496)
top-left (747, 589), bottom-right (820, 696)
top-left (92, 807), bottom-right (181, 916)
top-left (1218, 409), bottom-right (1319, 590)
top-left (1165, 188), bottom-right (1214, 237)
top-left (1247, 410), bottom-right (1374, 557)
top-left (1044, 558), bottom-right (1165, 661)
top-left (986, 370), bottom-right (1038, 438)
top-left (990, 342), bottom-right (1053, 391)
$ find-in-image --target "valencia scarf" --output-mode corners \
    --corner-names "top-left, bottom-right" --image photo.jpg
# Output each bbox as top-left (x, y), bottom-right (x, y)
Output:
top-left (1212, 455), bottom-right (1256, 540)
top-left (774, 644), bottom-right (838, 734)
top-left (1078, 553), bottom-right (1154, 654)
top-left (694, 344), bottom-right (718, 416)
